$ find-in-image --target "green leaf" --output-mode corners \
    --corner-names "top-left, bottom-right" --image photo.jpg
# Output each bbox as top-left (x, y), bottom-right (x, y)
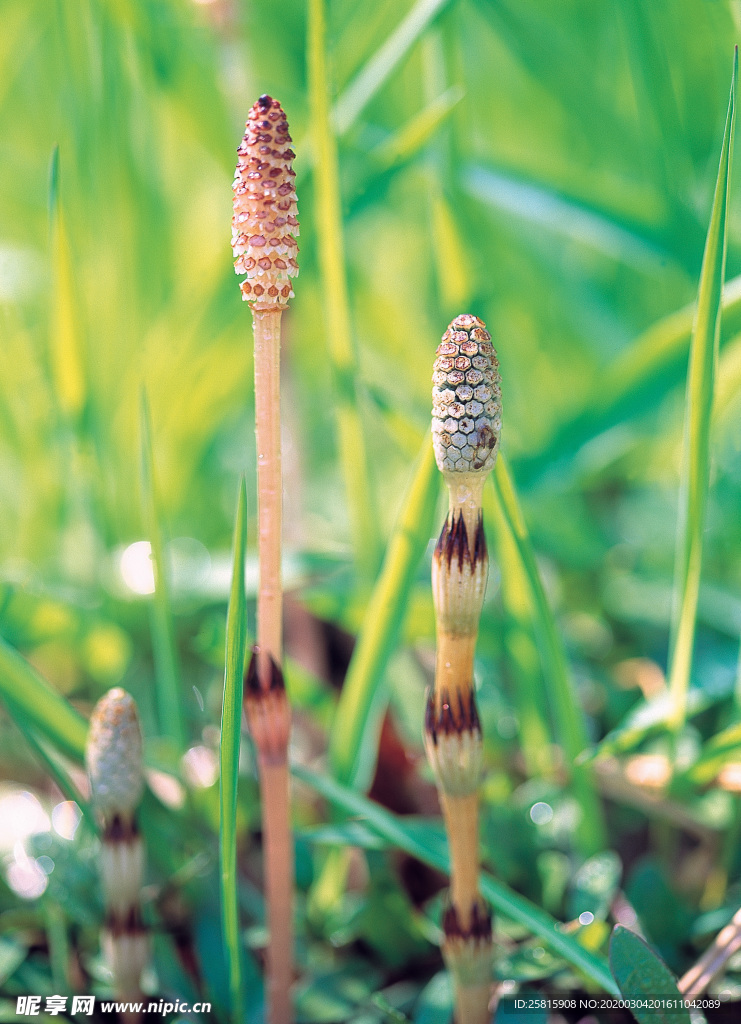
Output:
top-left (489, 456), bottom-right (606, 854)
top-left (668, 50), bottom-right (737, 732)
top-left (512, 271), bottom-right (741, 492)
top-left (140, 390), bottom-right (185, 751)
top-left (373, 86), bottom-right (464, 169)
top-left (609, 926), bottom-right (690, 1024)
top-left (687, 720), bottom-right (741, 785)
top-left (219, 479), bottom-right (248, 1022)
top-left (328, 439), bottom-right (440, 790)
top-left (0, 637), bottom-right (87, 760)
top-left (7, 700), bottom-right (96, 832)
top-left (294, 763), bottom-right (620, 996)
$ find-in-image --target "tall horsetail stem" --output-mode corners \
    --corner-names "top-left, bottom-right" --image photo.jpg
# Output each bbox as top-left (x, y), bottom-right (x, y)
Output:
top-left (232, 94), bottom-right (298, 1024)
top-left (86, 688), bottom-right (148, 1003)
top-left (427, 314), bottom-right (501, 1024)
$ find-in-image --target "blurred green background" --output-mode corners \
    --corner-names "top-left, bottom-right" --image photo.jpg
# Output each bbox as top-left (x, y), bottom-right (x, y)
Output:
top-left (3, 0), bottom-right (741, 1020)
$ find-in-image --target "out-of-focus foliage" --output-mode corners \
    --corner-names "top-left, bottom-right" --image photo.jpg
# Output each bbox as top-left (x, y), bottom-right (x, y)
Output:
top-left (3, 0), bottom-right (741, 1020)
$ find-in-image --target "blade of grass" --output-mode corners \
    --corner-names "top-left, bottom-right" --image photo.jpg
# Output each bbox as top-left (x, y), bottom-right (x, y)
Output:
top-left (3, 696), bottom-right (96, 831)
top-left (293, 763), bottom-right (620, 996)
top-left (333, 0), bottom-right (453, 135)
top-left (328, 438), bottom-right (440, 790)
top-left (308, 0), bottom-right (382, 577)
top-left (219, 479), bottom-right (248, 1023)
top-left (464, 164), bottom-right (672, 273)
top-left (49, 145), bottom-right (86, 422)
top-left (490, 455), bottom-right (607, 855)
top-left (140, 390), bottom-right (185, 751)
top-left (513, 273), bottom-right (741, 491)
top-left (0, 637), bottom-right (87, 760)
top-left (580, 673), bottom-right (736, 764)
top-left (372, 86), bottom-right (464, 169)
top-left (488, 491), bottom-right (554, 778)
top-left (668, 51), bottom-right (736, 733)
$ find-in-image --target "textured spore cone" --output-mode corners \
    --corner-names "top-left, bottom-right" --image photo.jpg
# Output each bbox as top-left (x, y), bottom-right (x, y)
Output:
top-left (232, 95), bottom-right (299, 309)
top-left (432, 314), bottom-right (501, 475)
top-left (86, 688), bottom-right (144, 823)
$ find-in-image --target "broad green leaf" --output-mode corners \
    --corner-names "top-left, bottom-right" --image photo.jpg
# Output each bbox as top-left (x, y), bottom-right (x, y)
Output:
top-left (609, 926), bottom-right (690, 1024)
top-left (0, 637), bottom-right (87, 760)
top-left (489, 456), bottom-right (606, 855)
top-left (140, 391), bottom-right (185, 751)
top-left (412, 971), bottom-right (453, 1024)
top-left (328, 439), bottom-right (440, 790)
top-left (668, 50), bottom-right (736, 732)
top-left (294, 763), bottom-right (620, 996)
top-left (308, 0), bottom-right (382, 577)
top-left (219, 479), bottom-right (248, 1022)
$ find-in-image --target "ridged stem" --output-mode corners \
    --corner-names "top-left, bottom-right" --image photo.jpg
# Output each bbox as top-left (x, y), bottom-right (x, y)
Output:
top-left (251, 307), bottom-right (293, 1024)
top-left (428, 497), bottom-right (492, 1022)
top-left (253, 308), bottom-right (283, 675)
top-left (261, 759), bottom-right (294, 1024)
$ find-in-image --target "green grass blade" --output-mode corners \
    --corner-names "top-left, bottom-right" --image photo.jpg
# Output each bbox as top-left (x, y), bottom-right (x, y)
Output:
top-left (580, 674), bottom-right (735, 765)
top-left (373, 85), bottom-right (464, 169)
top-left (513, 273), bottom-right (741, 490)
top-left (464, 164), bottom-right (671, 273)
top-left (49, 145), bottom-right (87, 422)
top-left (4, 697), bottom-right (96, 831)
top-left (140, 391), bottom-right (186, 751)
top-left (308, 0), bottom-right (383, 577)
top-left (328, 438), bottom-right (440, 790)
top-left (219, 479), bottom-right (248, 1022)
top-left (0, 637), bottom-right (88, 760)
top-left (488, 489), bottom-right (554, 778)
top-left (293, 763), bottom-right (620, 996)
top-left (333, 0), bottom-right (453, 135)
top-left (668, 51), bottom-right (736, 732)
top-left (491, 456), bottom-right (607, 855)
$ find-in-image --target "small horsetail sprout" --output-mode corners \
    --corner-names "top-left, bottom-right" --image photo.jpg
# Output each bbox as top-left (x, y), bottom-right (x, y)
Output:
top-left (426, 314), bottom-right (501, 1024)
top-left (232, 95), bottom-right (298, 1024)
top-left (86, 689), bottom-right (148, 1001)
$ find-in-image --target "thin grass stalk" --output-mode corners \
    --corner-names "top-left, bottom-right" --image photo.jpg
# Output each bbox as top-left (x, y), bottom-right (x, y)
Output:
top-left (492, 455), bottom-right (607, 855)
top-left (219, 480), bottom-right (248, 1022)
top-left (308, 0), bottom-right (382, 577)
top-left (0, 636), bottom-right (88, 760)
top-left (139, 392), bottom-right (185, 752)
top-left (426, 314), bottom-right (502, 1024)
top-left (668, 51), bottom-right (736, 732)
top-left (232, 95), bottom-right (299, 1024)
top-left (328, 438), bottom-right (440, 790)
